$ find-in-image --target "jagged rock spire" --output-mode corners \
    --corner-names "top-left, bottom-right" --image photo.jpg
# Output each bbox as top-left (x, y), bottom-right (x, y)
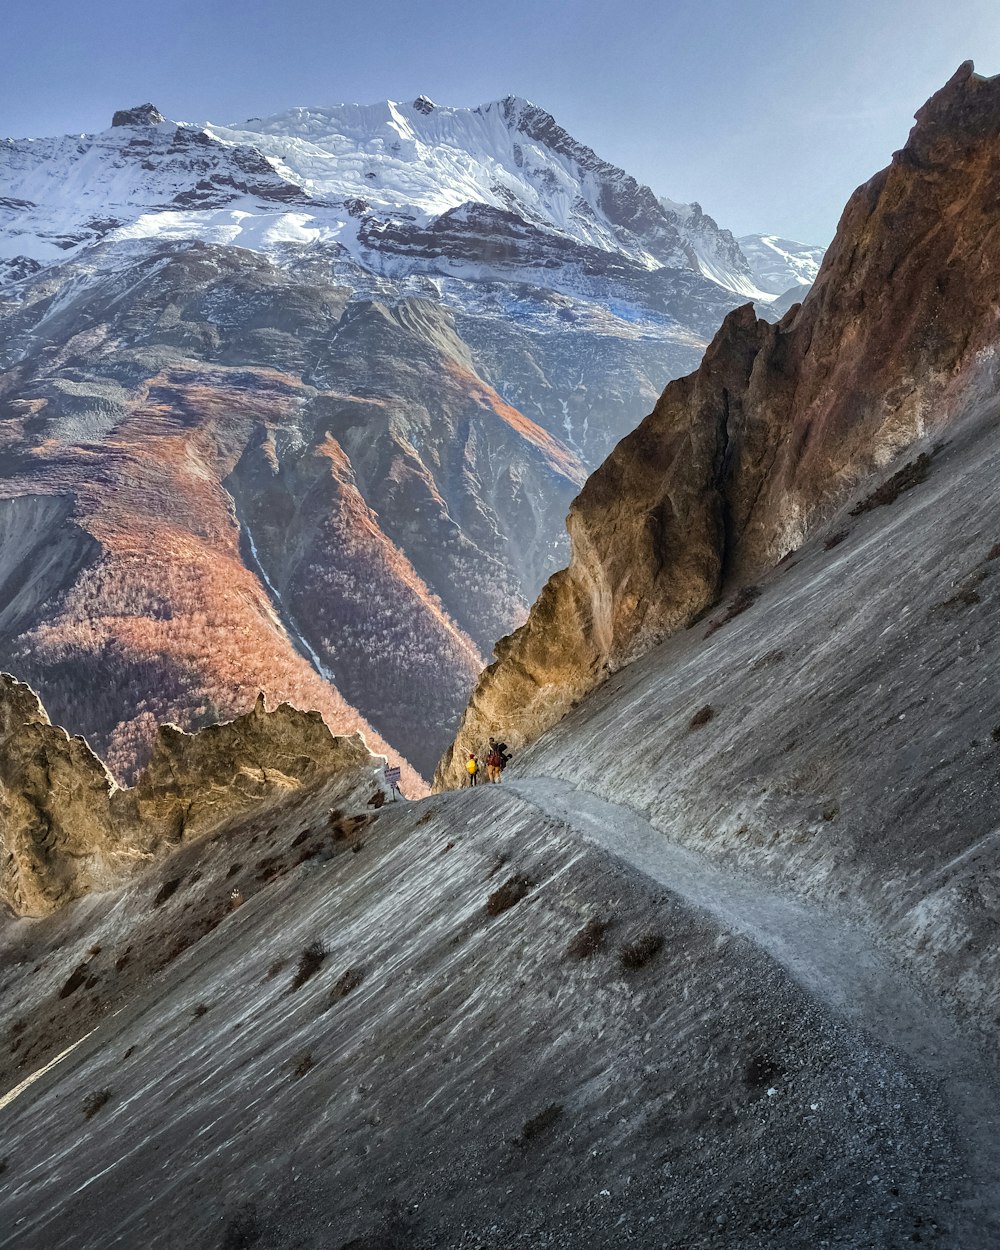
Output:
top-left (111, 103), bottom-right (166, 128)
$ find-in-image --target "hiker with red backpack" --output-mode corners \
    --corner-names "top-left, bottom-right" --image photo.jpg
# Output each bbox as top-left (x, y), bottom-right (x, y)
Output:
top-left (485, 736), bottom-right (512, 783)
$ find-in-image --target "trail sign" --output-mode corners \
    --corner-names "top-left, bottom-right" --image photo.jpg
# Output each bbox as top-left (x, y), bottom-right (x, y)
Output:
top-left (384, 765), bottom-right (402, 798)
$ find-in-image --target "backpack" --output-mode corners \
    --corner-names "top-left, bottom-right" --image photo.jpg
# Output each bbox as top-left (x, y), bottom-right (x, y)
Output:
top-left (487, 749), bottom-right (502, 768)
top-left (466, 757), bottom-right (478, 775)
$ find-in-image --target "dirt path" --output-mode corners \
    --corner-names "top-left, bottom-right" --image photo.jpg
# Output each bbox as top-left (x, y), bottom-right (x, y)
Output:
top-left (506, 775), bottom-right (1000, 1246)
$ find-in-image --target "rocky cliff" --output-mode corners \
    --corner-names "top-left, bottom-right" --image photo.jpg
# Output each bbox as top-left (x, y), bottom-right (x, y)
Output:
top-left (0, 672), bottom-right (378, 917)
top-left (436, 61), bottom-right (1000, 789)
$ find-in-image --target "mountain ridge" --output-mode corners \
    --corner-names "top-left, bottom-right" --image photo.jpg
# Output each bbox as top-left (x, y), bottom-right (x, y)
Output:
top-left (2, 93), bottom-right (814, 302)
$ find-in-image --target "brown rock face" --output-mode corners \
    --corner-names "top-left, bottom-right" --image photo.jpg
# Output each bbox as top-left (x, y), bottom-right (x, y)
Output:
top-left (0, 673), bottom-right (376, 917)
top-left (436, 62), bottom-right (1000, 789)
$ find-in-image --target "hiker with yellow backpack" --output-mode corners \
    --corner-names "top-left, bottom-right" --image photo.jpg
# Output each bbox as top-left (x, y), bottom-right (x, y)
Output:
top-left (466, 753), bottom-right (481, 786)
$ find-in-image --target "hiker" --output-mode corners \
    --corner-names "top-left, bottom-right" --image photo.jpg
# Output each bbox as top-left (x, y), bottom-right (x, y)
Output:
top-left (485, 736), bottom-right (512, 784)
top-left (466, 752), bottom-right (480, 786)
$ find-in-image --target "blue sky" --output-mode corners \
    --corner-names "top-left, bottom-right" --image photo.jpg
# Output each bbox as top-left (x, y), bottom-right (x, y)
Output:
top-left (3, 0), bottom-right (998, 244)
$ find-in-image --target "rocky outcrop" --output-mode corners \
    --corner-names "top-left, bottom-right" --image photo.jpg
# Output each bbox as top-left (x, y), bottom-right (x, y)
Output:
top-left (111, 103), bottom-right (166, 128)
top-left (436, 61), bottom-right (1000, 789)
top-left (0, 673), bottom-right (378, 917)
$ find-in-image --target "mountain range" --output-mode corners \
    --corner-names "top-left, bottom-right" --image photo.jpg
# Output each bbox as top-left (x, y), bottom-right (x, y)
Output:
top-left (0, 95), bottom-right (823, 783)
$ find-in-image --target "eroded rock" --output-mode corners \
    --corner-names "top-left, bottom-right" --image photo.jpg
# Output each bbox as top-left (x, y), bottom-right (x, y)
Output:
top-left (0, 675), bottom-right (377, 917)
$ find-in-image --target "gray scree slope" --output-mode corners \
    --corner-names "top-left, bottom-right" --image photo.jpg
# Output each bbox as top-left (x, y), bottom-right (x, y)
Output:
top-left (1, 376), bottom-right (999, 1247)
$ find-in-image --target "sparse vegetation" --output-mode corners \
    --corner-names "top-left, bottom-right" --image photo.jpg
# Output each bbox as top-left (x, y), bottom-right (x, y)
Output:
top-left (566, 917), bottom-right (610, 960)
top-left (82, 1088), bottom-right (114, 1120)
top-left (688, 705), bottom-right (715, 730)
top-left (191, 1003), bottom-right (210, 1019)
top-left (515, 1103), bottom-right (563, 1147)
top-left (486, 875), bottom-right (533, 916)
top-left (849, 453), bottom-right (931, 516)
top-left (937, 567), bottom-right (988, 612)
top-left (153, 877), bottom-right (183, 907)
top-left (289, 942), bottom-right (326, 991)
top-left (749, 649), bottom-right (785, 672)
top-left (265, 958), bottom-right (287, 980)
top-left (59, 963), bottom-right (89, 999)
top-left (619, 932), bottom-right (664, 970)
top-left (330, 968), bottom-right (365, 1001)
top-left (291, 1051), bottom-right (314, 1078)
top-left (704, 584), bottom-right (763, 637)
top-left (331, 812), bottom-right (369, 842)
top-left (987, 543), bottom-right (1000, 561)
top-left (824, 529), bottom-right (849, 551)
top-left (991, 726), bottom-right (1000, 743)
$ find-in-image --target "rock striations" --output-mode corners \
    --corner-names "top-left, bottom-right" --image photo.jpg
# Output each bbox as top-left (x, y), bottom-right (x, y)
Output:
top-left (0, 672), bottom-right (377, 917)
top-left (437, 61), bottom-right (1000, 789)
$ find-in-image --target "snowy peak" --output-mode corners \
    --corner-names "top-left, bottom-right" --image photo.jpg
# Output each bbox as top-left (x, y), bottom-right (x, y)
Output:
top-left (204, 94), bottom-right (767, 293)
top-left (0, 117), bottom-right (303, 261)
top-left (0, 95), bottom-right (784, 303)
top-left (738, 233), bottom-right (826, 296)
top-left (661, 198), bottom-right (763, 299)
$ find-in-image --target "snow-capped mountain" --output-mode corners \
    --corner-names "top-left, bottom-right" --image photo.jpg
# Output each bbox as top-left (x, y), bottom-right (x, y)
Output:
top-left (2, 96), bottom-right (772, 300)
top-left (738, 233), bottom-right (826, 296)
top-left (0, 97), bottom-right (814, 786)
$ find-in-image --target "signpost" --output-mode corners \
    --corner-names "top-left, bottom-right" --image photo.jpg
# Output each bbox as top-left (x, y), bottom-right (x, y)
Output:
top-left (384, 764), bottom-right (402, 800)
